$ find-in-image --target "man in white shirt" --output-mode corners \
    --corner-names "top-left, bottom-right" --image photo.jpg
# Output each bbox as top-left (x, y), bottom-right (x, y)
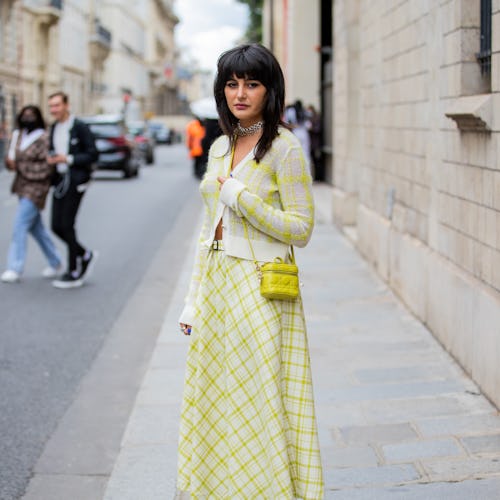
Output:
top-left (47, 91), bottom-right (98, 289)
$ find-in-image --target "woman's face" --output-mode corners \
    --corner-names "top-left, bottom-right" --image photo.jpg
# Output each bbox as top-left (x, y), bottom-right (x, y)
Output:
top-left (21, 109), bottom-right (36, 123)
top-left (224, 74), bottom-right (267, 127)
top-left (20, 109), bottom-right (38, 131)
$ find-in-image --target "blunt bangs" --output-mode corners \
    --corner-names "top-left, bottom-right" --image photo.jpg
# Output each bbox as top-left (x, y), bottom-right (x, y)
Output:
top-left (218, 47), bottom-right (271, 87)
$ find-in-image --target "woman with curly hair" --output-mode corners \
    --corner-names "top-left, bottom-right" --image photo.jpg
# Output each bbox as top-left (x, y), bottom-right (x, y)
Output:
top-left (2, 105), bottom-right (61, 283)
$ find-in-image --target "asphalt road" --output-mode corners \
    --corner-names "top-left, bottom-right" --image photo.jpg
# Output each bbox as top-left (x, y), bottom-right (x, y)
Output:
top-left (0, 144), bottom-right (200, 499)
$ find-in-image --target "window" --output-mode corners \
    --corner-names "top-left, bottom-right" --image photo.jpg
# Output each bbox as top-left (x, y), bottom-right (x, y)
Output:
top-left (50, 0), bottom-right (63, 9)
top-left (477, 0), bottom-right (492, 75)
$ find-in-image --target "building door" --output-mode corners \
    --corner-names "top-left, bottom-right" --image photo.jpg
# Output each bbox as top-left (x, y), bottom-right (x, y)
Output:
top-left (320, 0), bottom-right (333, 183)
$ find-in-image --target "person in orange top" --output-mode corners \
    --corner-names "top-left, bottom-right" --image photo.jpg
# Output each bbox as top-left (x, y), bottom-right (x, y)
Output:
top-left (185, 116), bottom-right (206, 178)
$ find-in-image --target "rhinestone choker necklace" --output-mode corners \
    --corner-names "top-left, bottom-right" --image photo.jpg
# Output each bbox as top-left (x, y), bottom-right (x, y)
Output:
top-left (235, 120), bottom-right (264, 136)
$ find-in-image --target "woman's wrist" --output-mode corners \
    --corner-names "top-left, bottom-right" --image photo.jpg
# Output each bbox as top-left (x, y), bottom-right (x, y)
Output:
top-left (220, 178), bottom-right (246, 210)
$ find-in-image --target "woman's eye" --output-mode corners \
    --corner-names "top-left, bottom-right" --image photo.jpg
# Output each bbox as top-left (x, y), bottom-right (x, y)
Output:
top-left (226, 82), bottom-right (237, 88)
top-left (247, 82), bottom-right (259, 88)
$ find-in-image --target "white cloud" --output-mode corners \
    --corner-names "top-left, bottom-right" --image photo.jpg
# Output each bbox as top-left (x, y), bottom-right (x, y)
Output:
top-left (174, 0), bottom-right (248, 72)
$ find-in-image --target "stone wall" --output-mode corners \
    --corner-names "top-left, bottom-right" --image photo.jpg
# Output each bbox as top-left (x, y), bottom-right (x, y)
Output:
top-left (262, 0), bottom-right (321, 109)
top-left (0, 1), bottom-right (21, 170)
top-left (0, 0), bottom-right (179, 121)
top-left (332, 0), bottom-right (500, 407)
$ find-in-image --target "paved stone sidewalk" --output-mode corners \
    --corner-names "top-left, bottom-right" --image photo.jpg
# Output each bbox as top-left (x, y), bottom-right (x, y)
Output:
top-left (104, 184), bottom-right (500, 499)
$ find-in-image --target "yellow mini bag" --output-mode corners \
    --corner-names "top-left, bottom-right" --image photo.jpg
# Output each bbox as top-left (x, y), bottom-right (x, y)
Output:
top-left (259, 251), bottom-right (299, 300)
top-left (242, 220), bottom-right (299, 301)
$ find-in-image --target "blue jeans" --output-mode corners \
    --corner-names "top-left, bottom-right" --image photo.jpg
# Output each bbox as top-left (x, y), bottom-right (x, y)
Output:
top-left (6, 197), bottom-right (61, 274)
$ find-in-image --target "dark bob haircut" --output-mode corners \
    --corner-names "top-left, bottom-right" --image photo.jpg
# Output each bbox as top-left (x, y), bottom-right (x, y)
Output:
top-left (16, 105), bottom-right (46, 130)
top-left (214, 43), bottom-right (288, 163)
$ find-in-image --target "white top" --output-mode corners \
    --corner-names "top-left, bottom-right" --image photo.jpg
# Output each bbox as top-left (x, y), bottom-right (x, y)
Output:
top-left (20, 129), bottom-right (45, 151)
top-left (53, 115), bottom-right (75, 168)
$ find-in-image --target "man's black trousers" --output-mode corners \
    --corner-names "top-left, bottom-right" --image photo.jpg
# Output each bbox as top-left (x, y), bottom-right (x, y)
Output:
top-left (51, 182), bottom-right (86, 273)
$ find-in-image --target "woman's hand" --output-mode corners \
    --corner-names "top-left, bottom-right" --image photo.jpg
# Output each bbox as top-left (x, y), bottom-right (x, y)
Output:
top-left (5, 158), bottom-right (15, 170)
top-left (47, 154), bottom-right (66, 165)
top-left (179, 323), bottom-right (192, 335)
top-left (217, 176), bottom-right (228, 189)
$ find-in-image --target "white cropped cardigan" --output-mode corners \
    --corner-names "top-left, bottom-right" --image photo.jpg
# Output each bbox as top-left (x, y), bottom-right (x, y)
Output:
top-left (179, 127), bottom-right (314, 326)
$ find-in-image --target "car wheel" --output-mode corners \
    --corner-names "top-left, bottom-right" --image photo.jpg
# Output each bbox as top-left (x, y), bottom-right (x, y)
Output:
top-left (123, 161), bottom-right (136, 178)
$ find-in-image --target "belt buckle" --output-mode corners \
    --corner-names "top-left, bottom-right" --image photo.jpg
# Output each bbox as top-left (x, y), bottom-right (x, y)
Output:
top-left (211, 240), bottom-right (222, 251)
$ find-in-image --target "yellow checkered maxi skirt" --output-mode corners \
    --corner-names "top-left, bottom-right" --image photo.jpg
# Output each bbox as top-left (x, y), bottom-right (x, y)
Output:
top-left (177, 249), bottom-right (324, 499)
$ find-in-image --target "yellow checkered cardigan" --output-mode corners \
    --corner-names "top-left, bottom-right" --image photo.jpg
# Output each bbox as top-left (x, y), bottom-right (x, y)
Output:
top-left (179, 126), bottom-right (314, 325)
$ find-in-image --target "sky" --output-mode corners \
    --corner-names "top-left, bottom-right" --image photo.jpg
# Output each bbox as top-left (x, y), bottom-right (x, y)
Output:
top-left (174, 0), bottom-right (249, 73)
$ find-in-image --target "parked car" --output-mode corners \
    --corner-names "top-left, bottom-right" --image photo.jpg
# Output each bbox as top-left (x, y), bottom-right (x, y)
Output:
top-left (148, 122), bottom-right (172, 144)
top-left (127, 120), bottom-right (155, 164)
top-left (81, 114), bottom-right (141, 178)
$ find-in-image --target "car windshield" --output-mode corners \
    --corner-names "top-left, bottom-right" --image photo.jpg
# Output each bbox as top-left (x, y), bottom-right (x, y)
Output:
top-left (149, 123), bottom-right (169, 132)
top-left (128, 126), bottom-right (145, 136)
top-left (88, 123), bottom-right (123, 138)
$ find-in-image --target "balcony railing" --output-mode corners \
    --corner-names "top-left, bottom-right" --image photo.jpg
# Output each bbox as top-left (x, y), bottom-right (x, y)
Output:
top-left (96, 22), bottom-right (111, 46)
top-left (25, 0), bottom-right (62, 27)
top-left (24, 0), bottom-right (63, 8)
top-left (91, 81), bottom-right (108, 94)
top-left (90, 19), bottom-right (112, 48)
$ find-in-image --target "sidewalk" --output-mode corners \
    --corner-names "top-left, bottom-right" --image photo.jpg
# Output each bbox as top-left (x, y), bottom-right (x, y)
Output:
top-left (104, 183), bottom-right (500, 499)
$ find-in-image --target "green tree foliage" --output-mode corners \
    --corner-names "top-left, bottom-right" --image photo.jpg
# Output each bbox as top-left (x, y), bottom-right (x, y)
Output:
top-left (236, 0), bottom-right (263, 43)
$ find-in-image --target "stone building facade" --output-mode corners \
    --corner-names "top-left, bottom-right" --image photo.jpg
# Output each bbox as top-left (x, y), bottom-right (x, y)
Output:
top-left (265, 0), bottom-right (500, 409)
top-left (263, 0), bottom-right (333, 181)
top-left (0, 0), bottom-right (179, 167)
top-left (332, 0), bottom-right (500, 409)
top-left (96, 0), bottom-right (179, 120)
top-left (263, 0), bottom-right (321, 110)
top-left (145, 0), bottom-right (179, 116)
top-left (1, 0), bottom-right (110, 117)
top-left (0, 0), bottom-right (22, 162)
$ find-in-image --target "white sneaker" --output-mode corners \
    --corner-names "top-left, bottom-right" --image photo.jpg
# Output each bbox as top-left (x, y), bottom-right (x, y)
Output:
top-left (42, 265), bottom-right (62, 279)
top-left (1, 270), bottom-right (20, 283)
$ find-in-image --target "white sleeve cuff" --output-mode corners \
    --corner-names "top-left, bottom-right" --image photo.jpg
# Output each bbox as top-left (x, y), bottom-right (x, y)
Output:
top-left (219, 178), bottom-right (246, 211)
top-left (179, 304), bottom-right (196, 326)
top-left (66, 154), bottom-right (74, 165)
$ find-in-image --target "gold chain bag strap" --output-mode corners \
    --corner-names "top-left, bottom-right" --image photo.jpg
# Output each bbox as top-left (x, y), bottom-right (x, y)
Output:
top-left (242, 221), bottom-right (299, 301)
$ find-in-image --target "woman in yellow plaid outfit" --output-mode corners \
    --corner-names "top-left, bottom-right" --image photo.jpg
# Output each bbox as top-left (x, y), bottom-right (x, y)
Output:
top-left (177, 44), bottom-right (324, 499)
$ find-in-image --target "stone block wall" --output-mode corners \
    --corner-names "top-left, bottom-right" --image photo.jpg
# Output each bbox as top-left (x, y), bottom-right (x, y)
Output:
top-left (333, 0), bottom-right (500, 407)
top-left (0, 1), bottom-right (20, 170)
top-left (332, 0), bottom-right (362, 225)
